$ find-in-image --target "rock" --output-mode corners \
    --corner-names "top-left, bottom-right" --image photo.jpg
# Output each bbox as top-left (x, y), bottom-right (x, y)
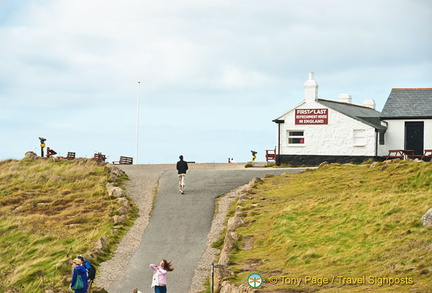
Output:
top-left (117, 206), bottom-right (129, 215)
top-left (118, 198), bottom-right (130, 209)
top-left (219, 281), bottom-right (257, 293)
top-left (107, 183), bottom-right (124, 198)
top-left (380, 164), bottom-right (388, 171)
top-left (113, 215), bottom-right (126, 224)
top-left (13, 206), bottom-right (23, 212)
top-left (111, 166), bottom-right (125, 177)
top-left (319, 161), bottom-right (329, 168)
top-left (94, 236), bottom-right (108, 251)
top-left (369, 162), bottom-right (379, 168)
top-left (227, 215), bottom-right (244, 232)
top-left (420, 268), bottom-right (432, 275)
top-left (25, 151), bottom-right (38, 159)
top-left (219, 232), bottom-right (238, 265)
top-left (213, 264), bottom-right (233, 292)
top-left (421, 208), bottom-right (432, 226)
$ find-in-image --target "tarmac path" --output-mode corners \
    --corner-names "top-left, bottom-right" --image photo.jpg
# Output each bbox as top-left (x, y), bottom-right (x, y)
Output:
top-left (104, 163), bottom-right (307, 293)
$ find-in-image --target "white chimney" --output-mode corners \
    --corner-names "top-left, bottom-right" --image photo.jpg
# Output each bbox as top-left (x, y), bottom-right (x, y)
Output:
top-left (363, 99), bottom-right (376, 109)
top-left (338, 94), bottom-right (352, 104)
top-left (304, 72), bottom-right (318, 102)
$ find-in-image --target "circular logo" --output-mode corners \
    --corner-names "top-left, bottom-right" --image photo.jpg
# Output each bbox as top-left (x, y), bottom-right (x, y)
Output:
top-left (248, 273), bottom-right (263, 288)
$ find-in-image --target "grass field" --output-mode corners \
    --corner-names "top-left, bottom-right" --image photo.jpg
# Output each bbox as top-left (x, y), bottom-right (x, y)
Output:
top-left (227, 160), bottom-right (432, 292)
top-left (0, 158), bottom-right (136, 292)
top-left (2, 158), bottom-right (431, 292)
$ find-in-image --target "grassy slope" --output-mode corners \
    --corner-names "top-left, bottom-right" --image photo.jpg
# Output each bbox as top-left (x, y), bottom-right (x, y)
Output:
top-left (229, 161), bottom-right (432, 292)
top-left (0, 158), bottom-right (135, 292)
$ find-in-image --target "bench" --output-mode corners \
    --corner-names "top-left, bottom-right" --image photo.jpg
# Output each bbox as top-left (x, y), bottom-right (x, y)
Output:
top-left (385, 149), bottom-right (423, 161)
top-left (94, 152), bottom-right (106, 162)
top-left (421, 149), bottom-right (432, 162)
top-left (401, 150), bottom-right (422, 160)
top-left (265, 148), bottom-right (276, 161)
top-left (66, 152), bottom-right (76, 160)
top-left (113, 156), bottom-right (133, 165)
top-left (384, 150), bottom-right (404, 160)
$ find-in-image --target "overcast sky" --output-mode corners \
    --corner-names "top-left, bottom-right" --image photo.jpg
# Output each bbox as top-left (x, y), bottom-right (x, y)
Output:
top-left (1, 0), bottom-right (431, 164)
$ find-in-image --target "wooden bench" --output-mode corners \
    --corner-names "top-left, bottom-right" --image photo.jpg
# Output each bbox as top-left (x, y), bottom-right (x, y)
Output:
top-left (401, 150), bottom-right (422, 160)
top-left (113, 156), bottom-right (133, 165)
top-left (385, 149), bottom-right (423, 160)
top-left (94, 152), bottom-right (106, 162)
top-left (384, 150), bottom-right (404, 160)
top-left (265, 148), bottom-right (276, 161)
top-left (421, 149), bottom-right (432, 162)
top-left (66, 152), bottom-right (75, 160)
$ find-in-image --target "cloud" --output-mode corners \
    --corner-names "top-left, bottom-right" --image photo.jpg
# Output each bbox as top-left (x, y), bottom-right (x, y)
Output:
top-left (218, 64), bottom-right (271, 88)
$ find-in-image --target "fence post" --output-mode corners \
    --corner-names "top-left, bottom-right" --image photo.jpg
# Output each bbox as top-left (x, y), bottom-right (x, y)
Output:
top-left (211, 263), bottom-right (214, 293)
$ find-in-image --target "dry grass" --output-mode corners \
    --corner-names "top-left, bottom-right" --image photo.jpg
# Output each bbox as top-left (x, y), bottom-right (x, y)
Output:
top-left (0, 158), bottom-right (136, 292)
top-left (228, 160), bottom-right (432, 292)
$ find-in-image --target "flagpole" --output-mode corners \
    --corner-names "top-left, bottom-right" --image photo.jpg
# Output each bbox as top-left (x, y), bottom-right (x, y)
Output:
top-left (136, 80), bottom-right (141, 164)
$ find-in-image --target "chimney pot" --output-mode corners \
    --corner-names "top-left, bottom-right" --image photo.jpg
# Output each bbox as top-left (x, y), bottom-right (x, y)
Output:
top-left (338, 94), bottom-right (352, 104)
top-left (309, 72), bottom-right (314, 80)
top-left (363, 99), bottom-right (376, 109)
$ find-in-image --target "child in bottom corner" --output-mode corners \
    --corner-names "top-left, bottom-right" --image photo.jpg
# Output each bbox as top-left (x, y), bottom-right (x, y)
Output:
top-left (150, 259), bottom-right (174, 293)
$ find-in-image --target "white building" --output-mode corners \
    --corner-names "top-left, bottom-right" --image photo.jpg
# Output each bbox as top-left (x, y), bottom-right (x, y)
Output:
top-left (273, 73), bottom-right (386, 165)
top-left (379, 88), bottom-right (432, 156)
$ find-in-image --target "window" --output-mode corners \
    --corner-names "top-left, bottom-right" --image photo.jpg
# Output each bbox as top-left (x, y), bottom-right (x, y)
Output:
top-left (379, 130), bottom-right (385, 145)
top-left (288, 130), bottom-right (304, 144)
top-left (353, 129), bottom-right (366, 146)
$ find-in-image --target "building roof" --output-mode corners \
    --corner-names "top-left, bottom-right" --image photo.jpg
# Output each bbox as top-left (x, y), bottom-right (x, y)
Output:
top-left (380, 88), bottom-right (432, 119)
top-left (318, 99), bottom-right (386, 130)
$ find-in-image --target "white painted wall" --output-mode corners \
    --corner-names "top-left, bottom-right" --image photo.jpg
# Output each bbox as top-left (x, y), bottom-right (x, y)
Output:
top-left (278, 101), bottom-right (377, 156)
top-left (378, 119), bottom-right (432, 156)
top-left (425, 120), bottom-right (432, 149)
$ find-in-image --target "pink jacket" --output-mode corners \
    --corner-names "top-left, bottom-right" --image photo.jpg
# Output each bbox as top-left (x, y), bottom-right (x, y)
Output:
top-left (150, 264), bottom-right (167, 286)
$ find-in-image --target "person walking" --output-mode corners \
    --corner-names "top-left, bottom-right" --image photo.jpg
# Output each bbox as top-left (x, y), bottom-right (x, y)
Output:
top-left (150, 260), bottom-right (174, 293)
top-left (176, 155), bottom-right (188, 194)
top-left (77, 255), bottom-right (96, 290)
top-left (71, 258), bottom-right (88, 293)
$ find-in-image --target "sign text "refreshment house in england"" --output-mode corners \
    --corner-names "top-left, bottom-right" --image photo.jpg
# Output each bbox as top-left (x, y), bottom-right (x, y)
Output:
top-left (295, 109), bottom-right (328, 125)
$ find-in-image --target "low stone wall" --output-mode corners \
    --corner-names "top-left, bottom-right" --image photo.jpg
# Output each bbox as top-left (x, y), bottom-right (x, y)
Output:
top-left (211, 178), bottom-right (263, 293)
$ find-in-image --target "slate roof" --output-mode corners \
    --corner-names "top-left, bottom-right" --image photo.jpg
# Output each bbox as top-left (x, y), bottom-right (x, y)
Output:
top-left (318, 99), bottom-right (387, 130)
top-left (380, 88), bottom-right (432, 119)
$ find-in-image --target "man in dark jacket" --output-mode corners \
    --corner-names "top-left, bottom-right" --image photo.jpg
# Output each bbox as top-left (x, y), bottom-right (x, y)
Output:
top-left (176, 155), bottom-right (188, 194)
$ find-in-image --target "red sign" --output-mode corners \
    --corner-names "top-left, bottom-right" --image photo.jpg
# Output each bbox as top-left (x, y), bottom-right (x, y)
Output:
top-left (295, 108), bottom-right (328, 125)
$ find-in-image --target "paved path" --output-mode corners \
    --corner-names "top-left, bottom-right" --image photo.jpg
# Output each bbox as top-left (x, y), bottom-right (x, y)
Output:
top-left (106, 164), bottom-right (306, 292)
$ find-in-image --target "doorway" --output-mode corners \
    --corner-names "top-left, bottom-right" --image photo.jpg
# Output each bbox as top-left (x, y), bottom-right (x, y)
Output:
top-left (405, 122), bottom-right (424, 155)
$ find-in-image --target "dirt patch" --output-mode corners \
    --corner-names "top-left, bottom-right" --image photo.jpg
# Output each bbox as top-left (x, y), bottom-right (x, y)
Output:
top-left (242, 235), bottom-right (254, 250)
top-left (241, 258), bottom-right (262, 272)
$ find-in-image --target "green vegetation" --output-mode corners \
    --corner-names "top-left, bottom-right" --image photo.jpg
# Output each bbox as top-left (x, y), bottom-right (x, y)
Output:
top-left (0, 158), bottom-right (136, 292)
top-left (228, 161), bottom-right (432, 292)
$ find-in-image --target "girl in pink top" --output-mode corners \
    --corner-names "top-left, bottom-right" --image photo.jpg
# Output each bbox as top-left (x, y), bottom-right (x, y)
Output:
top-left (150, 259), bottom-right (174, 293)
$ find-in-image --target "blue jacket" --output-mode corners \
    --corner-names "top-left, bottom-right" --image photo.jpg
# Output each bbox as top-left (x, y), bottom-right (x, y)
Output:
top-left (71, 265), bottom-right (88, 293)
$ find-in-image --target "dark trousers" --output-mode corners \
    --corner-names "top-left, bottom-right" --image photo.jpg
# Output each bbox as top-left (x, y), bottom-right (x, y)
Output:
top-left (154, 285), bottom-right (167, 293)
